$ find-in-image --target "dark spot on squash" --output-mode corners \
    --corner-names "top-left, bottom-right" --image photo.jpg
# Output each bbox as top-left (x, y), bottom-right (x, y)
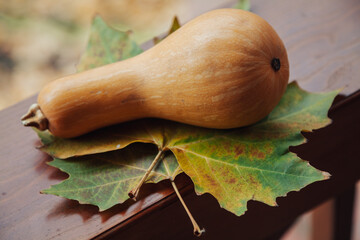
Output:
top-left (121, 93), bottom-right (145, 104)
top-left (271, 58), bottom-right (281, 72)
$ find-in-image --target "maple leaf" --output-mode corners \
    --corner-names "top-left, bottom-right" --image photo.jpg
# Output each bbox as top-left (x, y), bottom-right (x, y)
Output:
top-left (77, 16), bottom-right (143, 72)
top-left (153, 16), bottom-right (181, 45)
top-left (38, 82), bottom-right (338, 215)
top-left (42, 143), bottom-right (180, 211)
top-left (234, 0), bottom-right (251, 11)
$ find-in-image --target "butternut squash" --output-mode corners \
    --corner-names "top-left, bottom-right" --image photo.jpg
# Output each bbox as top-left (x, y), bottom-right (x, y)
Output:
top-left (21, 9), bottom-right (289, 138)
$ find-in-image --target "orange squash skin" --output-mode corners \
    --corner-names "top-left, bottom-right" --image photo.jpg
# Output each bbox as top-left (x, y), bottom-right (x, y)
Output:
top-left (36, 9), bottom-right (289, 138)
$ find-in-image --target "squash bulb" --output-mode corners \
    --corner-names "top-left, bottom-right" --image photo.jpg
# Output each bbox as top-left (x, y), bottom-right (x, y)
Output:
top-left (21, 9), bottom-right (289, 138)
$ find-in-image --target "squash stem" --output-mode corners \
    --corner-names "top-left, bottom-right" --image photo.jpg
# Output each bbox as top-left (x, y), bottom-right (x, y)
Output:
top-left (21, 103), bottom-right (48, 131)
top-left (170, 179), bottom-right (205, 237)
top-left (129, 149), bottom-right (165, 200)
top-left (271, 58), bottom-right (281, 72)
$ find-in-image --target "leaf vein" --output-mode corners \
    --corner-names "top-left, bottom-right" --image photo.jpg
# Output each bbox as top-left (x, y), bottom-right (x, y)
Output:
top-left (47, 175), bottom-right (142, 193)
top-left (175, 147), bottom-right (316, 179)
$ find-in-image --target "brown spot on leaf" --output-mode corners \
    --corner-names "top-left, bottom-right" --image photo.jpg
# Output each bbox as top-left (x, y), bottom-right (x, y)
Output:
top-left (228, 178), bottom-right (237, 184)
top-left (247, 143), bottom-right (274, 160)
top-left (223, 143), bottom-right (232, 153)
top-left (255, 151), bottom-right (265, 159)
top-left (248, 147), bottom-right (266, 160)
top-left (234, 145), bottom-right (245, 158)
top-left (249, 175), bottom-right (258, 186)
top-left (203, 174), bottom-right (218, 188)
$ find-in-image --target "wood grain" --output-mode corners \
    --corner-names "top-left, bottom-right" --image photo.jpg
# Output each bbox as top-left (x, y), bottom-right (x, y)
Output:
top-left (0, 0), bottom-right (360, 239)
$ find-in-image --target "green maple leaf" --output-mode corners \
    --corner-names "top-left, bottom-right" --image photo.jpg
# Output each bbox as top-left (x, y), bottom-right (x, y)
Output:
top-left (38, 15), bottom-right (339, 215)
top-left (77, 16), bottom-right (143, 72)
top-left (39, 82), bottom-right (338, 215)
top-left (234, 0), bottom-right (251, 11)
top-left (42, 144), bottom-right (180, 211)
top-left (153, 16), bottom-right (181, 45)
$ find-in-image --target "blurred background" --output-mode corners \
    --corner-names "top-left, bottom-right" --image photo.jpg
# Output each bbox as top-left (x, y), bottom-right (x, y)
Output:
top-left (0, 0), bottom-right (238, 110)
top-left (1, 0), bottom-right (359, 239)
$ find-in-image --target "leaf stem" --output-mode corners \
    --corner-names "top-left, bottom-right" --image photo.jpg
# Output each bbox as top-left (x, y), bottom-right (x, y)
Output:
top-left (129, 149), bottom-right (165, 200)
top-left (170, 179), bottom-right (205, 237)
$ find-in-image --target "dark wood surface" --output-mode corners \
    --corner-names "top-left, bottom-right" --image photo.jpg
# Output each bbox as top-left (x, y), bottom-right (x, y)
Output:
top-left (98, 91), bottom-right (360, 240)
top-left (0, 95), bottom-right (190, 240)
top-left (1, 0), bottom-right (360, 239)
